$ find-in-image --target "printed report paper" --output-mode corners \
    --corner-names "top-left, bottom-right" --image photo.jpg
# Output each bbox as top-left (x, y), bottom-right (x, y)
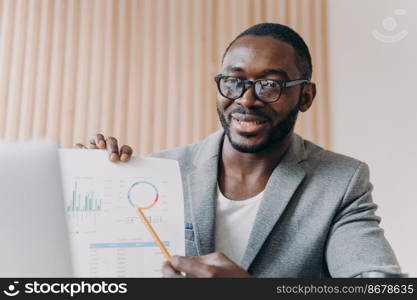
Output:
top-left (59, 150), bottom-right (185, 277)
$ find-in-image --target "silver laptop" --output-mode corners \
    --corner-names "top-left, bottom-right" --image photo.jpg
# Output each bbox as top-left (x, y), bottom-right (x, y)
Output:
top-left (0, 140), bottom-right (73, 277)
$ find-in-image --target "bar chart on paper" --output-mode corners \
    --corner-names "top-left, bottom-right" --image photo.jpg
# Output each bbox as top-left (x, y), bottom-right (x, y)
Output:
top-left (59, 150), bottom-right (185, 277)
top-left (66, 181), bottom-right (104, 226)
top-left (67, 182), bottom-right (102, 213)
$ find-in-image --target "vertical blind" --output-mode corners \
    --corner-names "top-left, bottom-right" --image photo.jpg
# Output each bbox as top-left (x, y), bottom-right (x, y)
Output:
top-left (0, 0), bottom-right (329, 156)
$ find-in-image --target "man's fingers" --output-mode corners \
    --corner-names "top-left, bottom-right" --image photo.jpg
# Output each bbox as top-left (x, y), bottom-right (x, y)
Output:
top-left (169, 253), bottom-right (251, 278)
top-left (170, 256), bottom-right (217, 278)
top-left (88, 142), bottom-right (99, 149)
top-left (95, 134), bottom-right (106, 149)
top-left (161, 261), bottom-right (183, 278)
top-left (106, 136), bottom-right (119, 162)
top-left (83, 134), bottom-right (133, 163)
top-left (194, 252), bottom-right (229, 265)
top-left (88, 137), bottom-right (99, 149)
top-left (120, 145), bottom-right (133, 162)
top-left (74, 143), bottom-right (88, 149)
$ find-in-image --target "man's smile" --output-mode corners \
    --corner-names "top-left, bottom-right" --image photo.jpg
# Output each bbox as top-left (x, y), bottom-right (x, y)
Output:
top-left (230, 113), bottom-right (270, 135)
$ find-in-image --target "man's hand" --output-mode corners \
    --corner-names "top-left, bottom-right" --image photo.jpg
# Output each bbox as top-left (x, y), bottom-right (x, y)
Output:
top-left (75, 133), bottom-right (133, 163)
top-left (162, 252), bottom-right (252, 278)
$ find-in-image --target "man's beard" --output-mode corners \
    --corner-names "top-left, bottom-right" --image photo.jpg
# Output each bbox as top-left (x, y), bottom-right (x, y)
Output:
top-left (217, 102), bottom-right (299, 153)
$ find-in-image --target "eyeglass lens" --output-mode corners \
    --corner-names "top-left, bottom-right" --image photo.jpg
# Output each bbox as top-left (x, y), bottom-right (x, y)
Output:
top-left (219, 77), bottom-right (281, 102)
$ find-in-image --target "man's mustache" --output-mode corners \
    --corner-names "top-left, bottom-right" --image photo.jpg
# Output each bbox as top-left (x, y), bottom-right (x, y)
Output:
top-left (226, 107), bottom-right (270, 122)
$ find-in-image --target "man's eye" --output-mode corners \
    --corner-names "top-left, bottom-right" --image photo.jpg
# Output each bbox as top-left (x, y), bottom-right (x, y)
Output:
top-left (224, 78), bottom-right (241, 88)
top-left (225, 78), bottom-right (239, 84)
top-left (261, 80), bottom-right (277, 88)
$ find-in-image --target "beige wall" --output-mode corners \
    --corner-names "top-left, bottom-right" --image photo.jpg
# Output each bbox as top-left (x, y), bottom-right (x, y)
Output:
top-left (0, 0), bottom-right (329, 156)
top-left (328, 0), bottom-right (417, 276)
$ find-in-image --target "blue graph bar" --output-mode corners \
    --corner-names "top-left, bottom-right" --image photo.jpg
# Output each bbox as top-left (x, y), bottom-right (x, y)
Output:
top-left (67, 181), bottom-right (101, 212)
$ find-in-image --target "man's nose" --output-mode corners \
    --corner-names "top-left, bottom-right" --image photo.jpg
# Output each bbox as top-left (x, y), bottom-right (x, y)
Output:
top-left (234, 85), bottom-right (264, 108)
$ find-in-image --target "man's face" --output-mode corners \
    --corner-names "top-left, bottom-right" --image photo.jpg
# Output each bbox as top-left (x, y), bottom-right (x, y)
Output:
top-left (217, 35), bottom-right (306, 153)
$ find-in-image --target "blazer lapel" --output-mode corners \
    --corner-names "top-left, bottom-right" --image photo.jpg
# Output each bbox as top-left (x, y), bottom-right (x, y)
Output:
top-left (240, 134), bottom-right (307, 270)
top-left (186, 130), bottom-right (224, 256)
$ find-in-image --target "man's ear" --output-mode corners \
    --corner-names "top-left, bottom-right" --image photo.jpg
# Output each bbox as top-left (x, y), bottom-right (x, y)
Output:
top-left (299, 82), bottom-right (316, 112)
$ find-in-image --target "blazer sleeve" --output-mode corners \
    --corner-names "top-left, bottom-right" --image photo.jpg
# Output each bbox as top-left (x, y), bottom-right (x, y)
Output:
top-left (325, 162), bottom-right (402, 277)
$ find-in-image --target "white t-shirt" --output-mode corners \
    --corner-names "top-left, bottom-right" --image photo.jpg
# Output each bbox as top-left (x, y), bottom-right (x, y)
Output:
top-left (214, 184), bottom-right (263, 265)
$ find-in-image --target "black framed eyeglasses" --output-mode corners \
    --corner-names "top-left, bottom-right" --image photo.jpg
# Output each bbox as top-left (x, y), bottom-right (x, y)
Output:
top-left (214, 74), bottom-right (309, 103)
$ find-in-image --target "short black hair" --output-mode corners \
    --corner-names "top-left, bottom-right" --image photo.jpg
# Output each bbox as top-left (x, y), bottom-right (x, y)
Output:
top-left (222, 23), bottom-right (312, 80)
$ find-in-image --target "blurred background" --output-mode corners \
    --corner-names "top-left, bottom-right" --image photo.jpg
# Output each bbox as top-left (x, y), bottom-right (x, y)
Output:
top-left (0, 0), bottom-right (415, 276)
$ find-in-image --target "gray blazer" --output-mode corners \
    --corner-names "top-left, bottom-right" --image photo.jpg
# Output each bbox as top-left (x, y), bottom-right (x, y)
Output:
top-left (151, 130), bottom-right (401, 277)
